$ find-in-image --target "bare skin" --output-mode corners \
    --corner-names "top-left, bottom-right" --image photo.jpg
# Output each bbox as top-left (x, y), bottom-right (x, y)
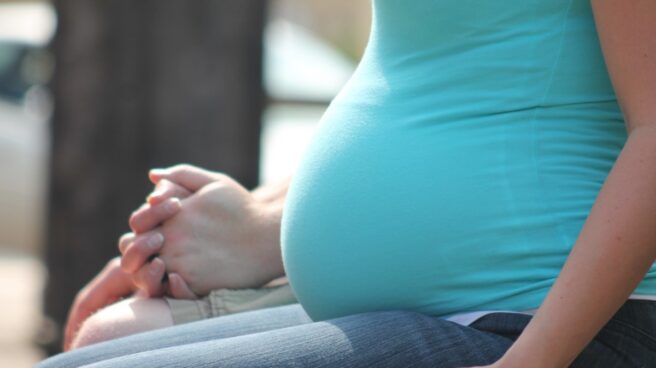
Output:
top-left (63, 257), bottom-right (134, 351)
top-left (63, 167), bottom-right (288, 350)
top-left (63, 180), bottom-right (194, 350)
top-left (472, 1), bottom-right (656, 367)
top-left (66, 2), bottom-right (656, 360)
top-left (121, 165), bottom-right (286, 296)
top-left (71, 297), bottom-right (174, 349)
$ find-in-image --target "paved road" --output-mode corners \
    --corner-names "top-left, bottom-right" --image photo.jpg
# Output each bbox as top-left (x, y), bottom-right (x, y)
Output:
top-left (0, 99), bottom-right (49, 366)
top-left (0, 254), bottom-right (46, 367)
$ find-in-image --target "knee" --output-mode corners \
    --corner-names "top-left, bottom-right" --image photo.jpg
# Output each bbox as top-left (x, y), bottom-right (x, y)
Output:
top-left (71, 297), bottom-right (174, 350)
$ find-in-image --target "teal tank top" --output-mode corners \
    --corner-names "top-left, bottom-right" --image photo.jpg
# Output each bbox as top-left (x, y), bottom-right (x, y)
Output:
top-left (281, 0), bottom-right (656, 321)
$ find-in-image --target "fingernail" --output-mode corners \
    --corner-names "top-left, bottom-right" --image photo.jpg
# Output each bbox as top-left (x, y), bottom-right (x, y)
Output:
top-left (150, 168), bottom-right (168, 177)
top-left (150, 187), bottom-right (165, 198)
top-left (165, 198), bottom-right (181, 213)
top-left (147, 189), bottom-right (164, 204)
top-left (147, 233), bottom-right (164, 248)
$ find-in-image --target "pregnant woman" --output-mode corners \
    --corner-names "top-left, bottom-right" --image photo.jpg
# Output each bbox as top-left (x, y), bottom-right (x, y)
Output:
top-left (40, 0), bottom-right (656, 367)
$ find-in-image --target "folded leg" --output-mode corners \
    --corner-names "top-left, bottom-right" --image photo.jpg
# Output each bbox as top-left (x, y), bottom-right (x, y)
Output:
top-left (39, 304), bottom-right (313, 368)
top-left (72, 297), bottom-right (174, 349)
top-left (43, 306), bottom-right (517, 368)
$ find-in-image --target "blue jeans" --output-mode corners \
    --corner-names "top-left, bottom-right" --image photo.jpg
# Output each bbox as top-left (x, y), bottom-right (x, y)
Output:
top-left (38, 300), bottom-right (656, 367)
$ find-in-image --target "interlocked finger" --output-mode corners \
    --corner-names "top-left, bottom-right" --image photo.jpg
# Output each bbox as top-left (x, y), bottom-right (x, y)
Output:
top-left (129, 198), bottom-right (181, 234)
top-left (133, 257), bottom-right (167, 297)
top-left (147, 179), bottom-right (192, 206)
top-left (120, 231), bottom-right (165, 274)
top-left (167, 273), bottom-right (198, 300)
top-left (118, 232), bottom-right (136, 254)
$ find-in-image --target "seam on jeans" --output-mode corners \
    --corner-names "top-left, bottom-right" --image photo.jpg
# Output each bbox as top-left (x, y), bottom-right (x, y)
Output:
top-left (590, 329), bottom-right (644, 368)
top-left (608, 318), bottom-right (656, 349)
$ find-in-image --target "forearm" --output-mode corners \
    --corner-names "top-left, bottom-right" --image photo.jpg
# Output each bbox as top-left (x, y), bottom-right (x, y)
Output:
top-left (256, 197), bottom-right (286, 279)
top-left (249, 177), bottom-right (291, 279)
top-left (499, 126), bottom-right (656, 368)
top-left (251, 176), bottom-right (292, 204)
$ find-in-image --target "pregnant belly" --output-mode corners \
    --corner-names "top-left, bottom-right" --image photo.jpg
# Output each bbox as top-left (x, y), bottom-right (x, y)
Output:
top-left (280, 104), bottom-right (556, 321)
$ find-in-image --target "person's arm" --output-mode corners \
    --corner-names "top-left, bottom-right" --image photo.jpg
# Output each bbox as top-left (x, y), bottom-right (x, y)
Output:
top-left (251, 176), bottom-right (292, 205)
top-left (62, 258), bottom-right (137, 351)
top-left (475, 1), bottom-right (656, 367)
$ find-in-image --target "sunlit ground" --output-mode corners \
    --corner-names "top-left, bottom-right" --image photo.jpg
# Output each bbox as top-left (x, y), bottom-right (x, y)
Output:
top-left (0, 256), bottom-right (46, 366)
top-left (0, 80), bottom-right (49, 367)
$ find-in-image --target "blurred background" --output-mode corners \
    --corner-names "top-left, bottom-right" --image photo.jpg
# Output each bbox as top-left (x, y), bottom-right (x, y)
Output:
top-left (0, 0), bottom-right (370, 365)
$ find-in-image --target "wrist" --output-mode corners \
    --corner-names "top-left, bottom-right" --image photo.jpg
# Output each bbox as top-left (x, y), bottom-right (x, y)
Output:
top-left (251, 187), bottom-right (272, 203)
top-left (253, 200), bottom-right (285, 281)
top-left (499, 329), bottom-right (571, 368)
top-left (250, 177), bottom-right (291, 204)
top-left (496, 352), bottom-right (556, 368)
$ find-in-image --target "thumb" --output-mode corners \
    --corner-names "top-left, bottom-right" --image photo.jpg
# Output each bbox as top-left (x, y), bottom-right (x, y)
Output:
top-left (149, 164), bottom-right (221, 192)
top-left (167, 273), bottom-right (199, 300)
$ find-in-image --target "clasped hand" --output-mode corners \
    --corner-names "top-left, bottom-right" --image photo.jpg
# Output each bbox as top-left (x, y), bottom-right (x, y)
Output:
top-left (62, 165), bottom-right (283, 350)
top-left (120, 165), bottom-right (283, 298)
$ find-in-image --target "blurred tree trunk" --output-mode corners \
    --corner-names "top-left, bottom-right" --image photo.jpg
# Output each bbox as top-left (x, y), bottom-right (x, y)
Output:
top-left (42, 0), bottom-right (266, 355)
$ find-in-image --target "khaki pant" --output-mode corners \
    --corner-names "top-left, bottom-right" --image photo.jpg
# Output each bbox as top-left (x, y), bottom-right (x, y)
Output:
top-left (165, 279), bottom-right (297, 325)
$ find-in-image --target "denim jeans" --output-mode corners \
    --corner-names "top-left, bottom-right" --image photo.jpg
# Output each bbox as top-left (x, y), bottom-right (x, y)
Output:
top-left (38, 300), bottom-right (656, 368)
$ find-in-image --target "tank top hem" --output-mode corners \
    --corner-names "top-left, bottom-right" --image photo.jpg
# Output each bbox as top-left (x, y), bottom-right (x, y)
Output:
top-left (446, 294), bottom-right (656, 326)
